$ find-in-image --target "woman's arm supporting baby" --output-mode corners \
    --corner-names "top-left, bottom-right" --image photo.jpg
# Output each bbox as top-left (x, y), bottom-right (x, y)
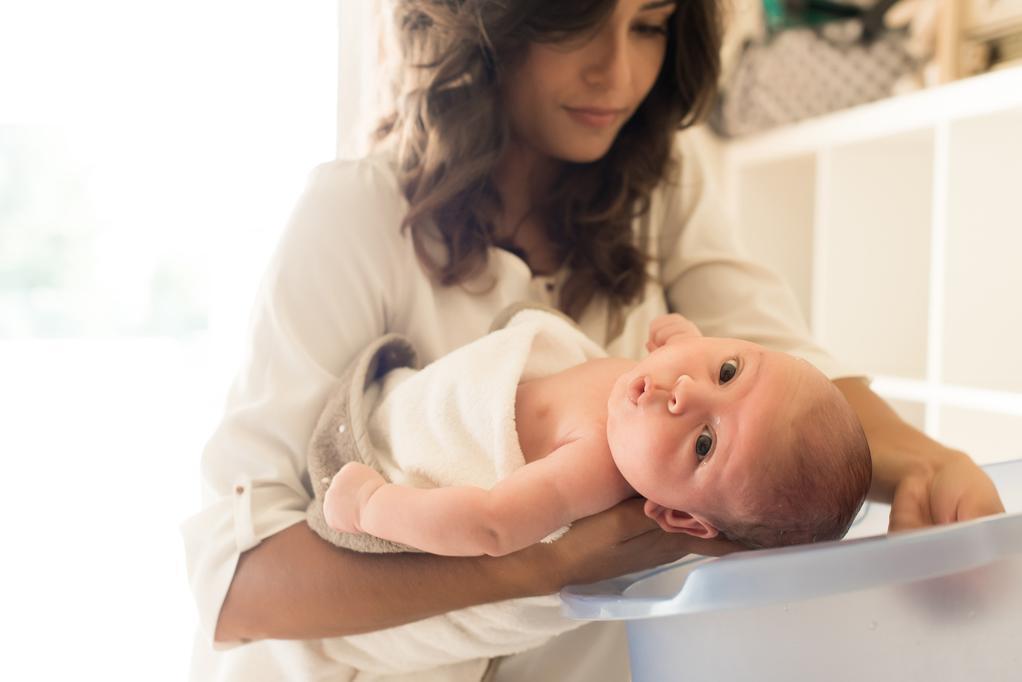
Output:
top-left (325, 434), bottom-right (632, 557)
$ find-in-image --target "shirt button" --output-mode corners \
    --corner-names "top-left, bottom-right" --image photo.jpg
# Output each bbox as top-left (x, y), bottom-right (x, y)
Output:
top-left (235, 485), bottom-right (245, 495)
top-left (338, 423), bottom-right (346, 434)
top-left (545, 282), bottom-right (555, 292)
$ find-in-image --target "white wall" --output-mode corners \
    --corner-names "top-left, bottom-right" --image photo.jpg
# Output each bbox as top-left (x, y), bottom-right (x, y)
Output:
top-left (719, 65), bottom-right (1022, 465)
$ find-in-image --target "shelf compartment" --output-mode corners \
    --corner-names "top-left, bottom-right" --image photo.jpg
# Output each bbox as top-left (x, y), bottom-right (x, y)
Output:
top-left (815, 130), bottom-right (934, 380)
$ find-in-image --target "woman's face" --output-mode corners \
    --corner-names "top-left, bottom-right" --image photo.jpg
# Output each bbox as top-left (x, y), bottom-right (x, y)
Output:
top-left (502, 0), bottom-right (676, 163)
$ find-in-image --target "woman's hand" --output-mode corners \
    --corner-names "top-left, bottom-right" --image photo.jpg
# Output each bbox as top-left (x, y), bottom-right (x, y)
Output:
top-left (834, 378), bottom-right (1006, 534)
top-left (522, 498), bottom-right (740, 593)
top-left (888, 450), bottom-right (1005, 532)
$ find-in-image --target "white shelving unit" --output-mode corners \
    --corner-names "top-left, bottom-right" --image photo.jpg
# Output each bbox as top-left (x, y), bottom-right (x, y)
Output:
top-left (719, 65), bottom-right (1022, 465)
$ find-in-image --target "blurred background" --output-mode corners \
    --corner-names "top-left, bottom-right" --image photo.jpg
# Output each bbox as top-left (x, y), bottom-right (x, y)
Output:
top-left (2, 0), bottom-right (1021, 679)
top-left (1, 2), bottom-right (337, 679)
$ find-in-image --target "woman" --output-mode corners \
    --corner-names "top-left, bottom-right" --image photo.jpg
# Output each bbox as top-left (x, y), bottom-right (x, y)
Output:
top-left (182, 1), bottom-right (1004, 679)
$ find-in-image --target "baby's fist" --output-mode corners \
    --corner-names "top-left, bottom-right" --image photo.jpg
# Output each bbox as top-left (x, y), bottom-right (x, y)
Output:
top-left (323, 462), bottom-right (386, 534)
top-left (646, 313), bottom-right (702, 352)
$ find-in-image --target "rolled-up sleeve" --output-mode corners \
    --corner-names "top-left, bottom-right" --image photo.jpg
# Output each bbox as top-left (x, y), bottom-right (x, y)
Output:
top-left (661, 133), bottom-right (863, 381)
top-left (180, 156), bottom-right (411, 650)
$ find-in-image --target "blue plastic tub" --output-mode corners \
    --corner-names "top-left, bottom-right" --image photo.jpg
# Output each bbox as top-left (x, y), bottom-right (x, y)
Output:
top-left (562, 459), bottom-right (1022, 681)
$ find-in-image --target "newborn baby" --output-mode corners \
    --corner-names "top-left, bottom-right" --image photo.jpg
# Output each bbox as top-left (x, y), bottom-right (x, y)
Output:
top-left (324, 312), bottom-right (872, 553)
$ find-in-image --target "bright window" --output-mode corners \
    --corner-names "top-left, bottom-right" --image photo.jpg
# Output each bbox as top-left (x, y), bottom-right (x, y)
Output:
top-left (0, 2), bottom-right (338, 678)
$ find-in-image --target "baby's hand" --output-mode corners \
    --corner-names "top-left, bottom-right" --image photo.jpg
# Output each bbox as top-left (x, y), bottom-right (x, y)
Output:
top-left (646, 313), bottom-right (702, 352)
top-left (323, 462), bottom-right (387, 534)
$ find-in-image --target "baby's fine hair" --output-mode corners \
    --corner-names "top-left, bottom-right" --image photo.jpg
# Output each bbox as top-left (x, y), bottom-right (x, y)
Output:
top-left (707, 383), bottom-right (872, 550)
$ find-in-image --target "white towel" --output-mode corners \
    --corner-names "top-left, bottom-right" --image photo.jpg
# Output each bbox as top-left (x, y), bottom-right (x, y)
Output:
top-left (370, 307), bottom-right (606, 493)
top-left (324, 308), bottom-right (607, 675)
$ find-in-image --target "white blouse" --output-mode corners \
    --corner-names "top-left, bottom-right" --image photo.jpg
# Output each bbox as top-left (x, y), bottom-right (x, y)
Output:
top-left (181, 130), bottom-right (853, 681)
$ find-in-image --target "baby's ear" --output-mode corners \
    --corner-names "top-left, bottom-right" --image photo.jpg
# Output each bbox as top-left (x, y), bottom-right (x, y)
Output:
top-left (643, 500), bottom-right (719, 539)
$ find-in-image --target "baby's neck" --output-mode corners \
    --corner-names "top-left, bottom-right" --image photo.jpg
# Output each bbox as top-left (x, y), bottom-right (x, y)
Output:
top-left (515, 357), bottom-right (635, 462)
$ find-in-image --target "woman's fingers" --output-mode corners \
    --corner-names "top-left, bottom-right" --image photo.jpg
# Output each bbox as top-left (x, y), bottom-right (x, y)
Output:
top-left (667, 533), bottom-right (742, 558)
top-left (539, 499), bottom-right (742, 588)
top-left (574, 497), bottom-right (658, 542)
top-left (887, 475), bottom-right (933, 532)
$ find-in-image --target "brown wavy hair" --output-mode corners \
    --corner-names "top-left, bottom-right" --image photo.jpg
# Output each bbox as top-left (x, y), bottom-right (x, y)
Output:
top-left (375, 0), bottom-right (722, 327)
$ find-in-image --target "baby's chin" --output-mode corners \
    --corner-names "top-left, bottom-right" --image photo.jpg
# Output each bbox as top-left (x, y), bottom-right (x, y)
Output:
top-left (604, 389), bottom-right (631, 459)
top-left (606, 372), bottom-right (631, 413)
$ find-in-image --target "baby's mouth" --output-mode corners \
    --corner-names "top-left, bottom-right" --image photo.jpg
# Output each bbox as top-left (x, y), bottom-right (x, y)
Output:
top-left (627, 375), bottom-right (653, 405)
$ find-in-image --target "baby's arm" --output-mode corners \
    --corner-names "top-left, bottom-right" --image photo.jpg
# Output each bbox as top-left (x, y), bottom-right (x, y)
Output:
top-left (324, 437), bottom-right (630, 557)
top-left (646, 312), bottom-right (703, 352)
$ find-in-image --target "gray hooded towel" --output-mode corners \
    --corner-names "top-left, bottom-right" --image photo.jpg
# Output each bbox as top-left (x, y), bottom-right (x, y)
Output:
top-left (305, 332), bottom-right (422, 554)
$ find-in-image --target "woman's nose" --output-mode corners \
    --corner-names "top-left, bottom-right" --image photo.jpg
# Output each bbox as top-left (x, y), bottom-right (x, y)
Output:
top-left (667, 375), bottom-right (703, 415)
top-left (581, 26), bottom-right (630, 91)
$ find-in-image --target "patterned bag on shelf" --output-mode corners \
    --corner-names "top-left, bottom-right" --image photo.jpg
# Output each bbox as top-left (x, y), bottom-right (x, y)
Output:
top-left (711, 3), bottom-right (918, 137)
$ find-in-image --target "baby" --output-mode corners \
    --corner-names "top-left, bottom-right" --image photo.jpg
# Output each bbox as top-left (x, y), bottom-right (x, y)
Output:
top-left (323, 312), bottom-right (872, 553)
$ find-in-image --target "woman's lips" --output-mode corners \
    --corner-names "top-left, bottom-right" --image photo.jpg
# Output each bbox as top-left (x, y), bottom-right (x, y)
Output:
top-left (564, 106), bottom-right (625, 128)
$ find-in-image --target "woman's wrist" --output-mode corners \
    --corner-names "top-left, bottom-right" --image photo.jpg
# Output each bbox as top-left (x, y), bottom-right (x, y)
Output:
top-left (834, 377), bottom-right (951, 499)
top-left (886, 446), bottom-right (960, 488)
top-left (868, 436), bottom-right (946, 502)
top-left (218, 522), bottom-right (554, 642)
top-left (494, 541), bottom-right (565, 597)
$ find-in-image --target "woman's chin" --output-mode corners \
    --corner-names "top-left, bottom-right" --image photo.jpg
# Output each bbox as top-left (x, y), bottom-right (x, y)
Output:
top-left (547, 136), bottom-right (617, 164)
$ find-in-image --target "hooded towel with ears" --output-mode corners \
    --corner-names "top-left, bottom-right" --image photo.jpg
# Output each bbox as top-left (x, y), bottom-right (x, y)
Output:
top-left (305, 304), bottom-right (608, 676)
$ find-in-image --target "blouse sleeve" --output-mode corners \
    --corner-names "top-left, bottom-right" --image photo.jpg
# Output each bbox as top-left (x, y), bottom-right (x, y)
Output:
top-left (659, 132), bottom-right (860, 381)
top-left (179, 156), bottom-right (413, 650)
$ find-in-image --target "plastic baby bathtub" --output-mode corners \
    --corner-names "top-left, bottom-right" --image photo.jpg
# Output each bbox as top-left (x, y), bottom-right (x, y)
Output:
top-left (561, 458), bottom-right (1022, 681)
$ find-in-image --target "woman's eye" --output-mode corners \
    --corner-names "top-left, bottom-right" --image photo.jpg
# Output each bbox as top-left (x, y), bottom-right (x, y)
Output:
top-left (719, 359), bottom-right (739, 384)
top-left (633, 23), bottom-right (668, 37)
top-left (695, 429), bottom-right (713, 460)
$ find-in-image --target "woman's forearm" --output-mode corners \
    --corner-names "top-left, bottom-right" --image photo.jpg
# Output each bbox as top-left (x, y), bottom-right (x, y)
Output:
top-left (833, 377), bottom-right (958, 500)
top-left (834, 377), bottom-right (1004, 529)
top-left (215, 521), bottom-right (546, 643)
top-left (216, 499), bottom-right (745, 644)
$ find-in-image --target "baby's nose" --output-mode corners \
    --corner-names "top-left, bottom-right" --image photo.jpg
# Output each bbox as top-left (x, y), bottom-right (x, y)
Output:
top-left (667, 375), bottom-right (700, 415)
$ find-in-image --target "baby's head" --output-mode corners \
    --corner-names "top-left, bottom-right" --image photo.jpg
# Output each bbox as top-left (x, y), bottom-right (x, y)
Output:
top-left (606, 336), bottom-right (872, 550)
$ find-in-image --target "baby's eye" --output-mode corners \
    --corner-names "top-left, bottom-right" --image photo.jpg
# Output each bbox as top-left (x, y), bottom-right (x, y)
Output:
top-left (719, 359), bottom-right (739, 384)
top-left (695, 428), bottom-right (713, 461)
